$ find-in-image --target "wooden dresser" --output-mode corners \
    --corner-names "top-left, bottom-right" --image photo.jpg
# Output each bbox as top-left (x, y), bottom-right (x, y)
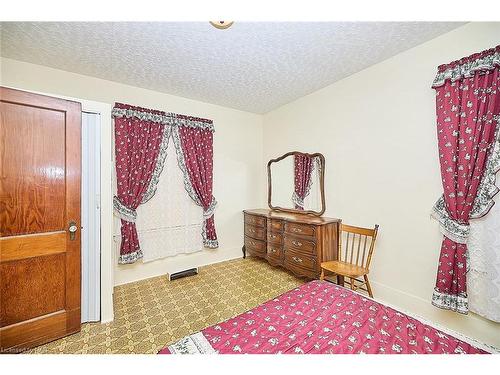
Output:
top-left (243, 209), bottom-right (341, 279)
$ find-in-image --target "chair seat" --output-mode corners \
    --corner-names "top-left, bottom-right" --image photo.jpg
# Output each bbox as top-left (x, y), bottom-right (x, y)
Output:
top-left (320, 260), bottom-right (369, 277)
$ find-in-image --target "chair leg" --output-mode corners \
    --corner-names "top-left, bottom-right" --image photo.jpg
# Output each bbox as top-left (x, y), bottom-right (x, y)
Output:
top-left (364, 275), bottom-right (373, 298)
top-left (320, 268), bottom-right (325, 281)
top-left (350, 277), bottom-right (355, 291)
top-left (337, 275), bottom-right (345, 287)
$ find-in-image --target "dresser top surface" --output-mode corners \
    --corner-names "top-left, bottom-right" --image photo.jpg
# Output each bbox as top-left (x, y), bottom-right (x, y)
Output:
top-left (244, 209), bottom-right (340, 225)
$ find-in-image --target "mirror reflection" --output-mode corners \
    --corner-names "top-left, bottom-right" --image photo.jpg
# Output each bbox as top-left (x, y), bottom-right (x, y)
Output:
top-left (269, 153), bottom-right (324, 214)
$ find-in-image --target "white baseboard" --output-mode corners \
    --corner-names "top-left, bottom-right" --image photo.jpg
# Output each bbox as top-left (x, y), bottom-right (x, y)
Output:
top-left (370, 279), bottom-right (500, 349)
top-left (113, 246), bottom-right (243, 287)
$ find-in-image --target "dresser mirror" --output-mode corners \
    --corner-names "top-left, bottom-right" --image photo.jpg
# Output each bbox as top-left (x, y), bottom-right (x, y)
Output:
top-left (267, 151), bottom-right (326, 216)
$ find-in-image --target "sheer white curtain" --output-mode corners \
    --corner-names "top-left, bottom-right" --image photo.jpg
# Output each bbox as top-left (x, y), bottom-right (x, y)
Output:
top-left (468, 187), bottom-right (500, 322)
top-left (113, 137), bottom-right (203, 262)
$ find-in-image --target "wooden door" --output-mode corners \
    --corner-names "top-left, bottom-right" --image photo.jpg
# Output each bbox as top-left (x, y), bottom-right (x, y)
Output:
top-left (0, 87), bottom-right (81, 353)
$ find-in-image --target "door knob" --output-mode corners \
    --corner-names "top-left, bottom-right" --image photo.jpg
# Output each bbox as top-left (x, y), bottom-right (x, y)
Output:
top-left (68, 221), bottom-right (78, 241)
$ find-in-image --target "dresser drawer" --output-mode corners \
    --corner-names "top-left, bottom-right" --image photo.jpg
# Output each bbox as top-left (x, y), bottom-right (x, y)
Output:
top-left (267, 231), bottom-right (283, 245)
top-left (284, 236), bottom-right (316, 254)
top-left (244, 223), bottom-right (266, 240)
top-left (285, 222), bottom-right (316, 238)
top-left (268, 219), bottom-right (284, 232)
top-left (267, 244), bottom-right (282, 259)
top-left (284, 248), bottom-right (317, 271)
top-left (244, 213), bottom-right (266, 228)
top-left (244, 236), bottom-right (266, 256)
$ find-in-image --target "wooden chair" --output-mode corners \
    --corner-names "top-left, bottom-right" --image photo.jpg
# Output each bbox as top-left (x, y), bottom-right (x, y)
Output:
top-left (320, 223), bottom-right (379, 298)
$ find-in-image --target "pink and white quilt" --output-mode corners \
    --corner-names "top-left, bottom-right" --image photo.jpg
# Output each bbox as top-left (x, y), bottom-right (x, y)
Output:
top-left (159, 280), bottom-right (491, 354)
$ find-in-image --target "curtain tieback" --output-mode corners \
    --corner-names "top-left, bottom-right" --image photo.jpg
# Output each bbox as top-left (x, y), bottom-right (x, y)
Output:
top-left (113, 196), bottom-right (137, 222)
top-left (431, 195), bottom-right (470, 244)
top-left (203, 197), bottom-right (217, 220)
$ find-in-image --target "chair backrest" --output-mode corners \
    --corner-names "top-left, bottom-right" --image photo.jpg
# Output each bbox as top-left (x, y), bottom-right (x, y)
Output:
top-left (339, 223), bottom-right (379, 270)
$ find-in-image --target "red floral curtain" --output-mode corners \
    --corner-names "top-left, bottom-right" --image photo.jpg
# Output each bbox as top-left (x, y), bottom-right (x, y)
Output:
top-left (113, 103), bottom-right (170, 264)
top-left (431, 46), bottom-right (500, 314)
top-left (172, 123), bottom-right (218, 248)
top-left (292, 154), bottom-right (315, 210)
top-left (113, 103), bottom-right (216, 263)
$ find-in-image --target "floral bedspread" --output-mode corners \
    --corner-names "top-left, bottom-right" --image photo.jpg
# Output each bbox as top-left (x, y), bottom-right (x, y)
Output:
top-left (159, 280), bottom-right (488, 354)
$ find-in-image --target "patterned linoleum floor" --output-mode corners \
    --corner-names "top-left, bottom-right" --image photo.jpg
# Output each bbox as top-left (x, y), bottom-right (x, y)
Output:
top-left (27, 257), bottom-right (304, 354)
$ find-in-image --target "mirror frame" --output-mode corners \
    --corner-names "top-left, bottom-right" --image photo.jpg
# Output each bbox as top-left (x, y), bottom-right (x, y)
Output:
top-left (267, 151), bottom-right (326, 216)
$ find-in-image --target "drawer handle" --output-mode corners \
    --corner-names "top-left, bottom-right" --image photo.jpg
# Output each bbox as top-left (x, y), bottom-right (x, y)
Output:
top-left (291, 227), bottom-right (302, 233)
top-left (292, 256), bottom-right (303, 263)
top-left (291, 240), bottom-right (303, 247)
top-left (270, 234), bottom-right (277, 239)
top-left (249, 241), bottom-right (255, 246)
top-left (270, 248), bottom-right (277, 253)
top-left (249, 228), bottom-right (255, 233)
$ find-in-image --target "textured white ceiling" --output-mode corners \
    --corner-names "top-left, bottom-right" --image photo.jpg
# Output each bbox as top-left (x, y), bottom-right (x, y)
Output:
top-left (0, 22), bottom-right (464, 113)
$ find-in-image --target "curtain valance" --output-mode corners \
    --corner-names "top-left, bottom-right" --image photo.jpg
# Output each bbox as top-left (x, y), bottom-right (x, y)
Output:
top-left (112, 102), bottom-right (215, 132)
top-left (432, 45), bottom-right (500, 88)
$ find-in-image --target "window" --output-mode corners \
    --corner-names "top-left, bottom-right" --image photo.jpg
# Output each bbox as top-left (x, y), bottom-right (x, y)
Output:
top-left (113, 137), bottom-right (203, 262)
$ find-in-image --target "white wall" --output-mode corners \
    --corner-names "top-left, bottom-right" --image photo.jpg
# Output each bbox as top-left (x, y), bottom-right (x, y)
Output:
top-left (0, 57), bottom-right (265, 286)
top-left (262, 22), bottom-right (500, 347)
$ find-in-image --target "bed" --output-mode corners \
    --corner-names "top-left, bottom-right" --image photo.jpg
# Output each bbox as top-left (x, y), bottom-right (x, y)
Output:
top-left (159, 280), bottom-right (493, 354)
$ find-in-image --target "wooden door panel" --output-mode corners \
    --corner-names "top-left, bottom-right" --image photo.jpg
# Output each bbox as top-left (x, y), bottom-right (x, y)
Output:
top-left (1, 254), bottom-right (66, 326)
top-left (0, 87), bottom-right (81, 353)
top-left (0, 311), bottom-right (68, 352)
top-left (0, 102), bottom-right (66, 237)
top-left (0, 232), bottom-right (66, 262)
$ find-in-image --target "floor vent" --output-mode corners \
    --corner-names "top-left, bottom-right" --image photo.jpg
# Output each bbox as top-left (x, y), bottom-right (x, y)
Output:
top-left (168, 268), bottom-right (198, 281)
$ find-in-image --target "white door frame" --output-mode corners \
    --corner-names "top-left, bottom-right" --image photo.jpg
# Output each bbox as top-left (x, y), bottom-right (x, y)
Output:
top-left (3, 86), bottom-right (115, 323)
